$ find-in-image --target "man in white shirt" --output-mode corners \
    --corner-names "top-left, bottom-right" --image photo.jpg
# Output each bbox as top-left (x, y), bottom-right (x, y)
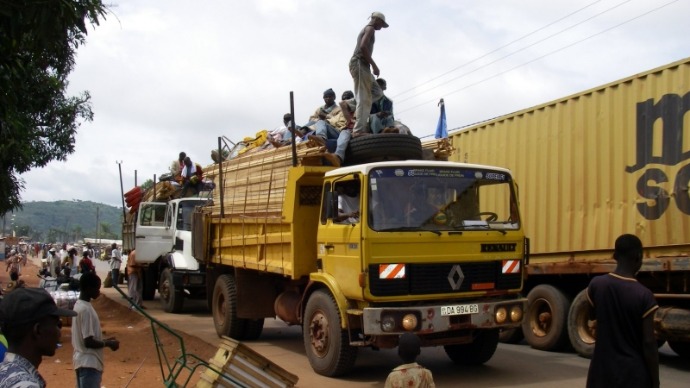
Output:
top-left (72, 272), bottom-right (119, 387)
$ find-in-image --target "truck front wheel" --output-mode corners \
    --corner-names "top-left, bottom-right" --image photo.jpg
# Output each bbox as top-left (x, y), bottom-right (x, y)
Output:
top-left (303, 290), bottom-right (357, 377)
top-left (522, 285), bottom-right (570, 351)
top-left (212, 274), bottom-right (245, 339)
top-left (444, 329), bottom-right (499, 365)
top-left (159, 268), bottom-right (184, 313)
top-left (568, 289), bottom-right (596, 358)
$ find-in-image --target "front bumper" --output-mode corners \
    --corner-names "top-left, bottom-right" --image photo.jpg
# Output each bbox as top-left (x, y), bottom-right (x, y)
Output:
top-left (171, 270), bottom-right (206, 289)
top-left (362, 297), bottom-right (527, 335)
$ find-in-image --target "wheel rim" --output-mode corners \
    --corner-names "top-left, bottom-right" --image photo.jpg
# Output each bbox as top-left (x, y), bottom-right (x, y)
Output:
top-left (575, 303), bottom-right (596, 345)
top-left (215, 292), bottom-right (226, 328)
top-left (530, 298), bottom-right (553, 338)
top-left (308, 309), bottom-right (329, 358)
top-left (160, 277), bottom-right (170, 301)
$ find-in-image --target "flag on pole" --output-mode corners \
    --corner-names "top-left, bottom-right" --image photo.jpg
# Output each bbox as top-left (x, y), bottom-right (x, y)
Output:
top-left (435, 98), bottom-right (448, 139)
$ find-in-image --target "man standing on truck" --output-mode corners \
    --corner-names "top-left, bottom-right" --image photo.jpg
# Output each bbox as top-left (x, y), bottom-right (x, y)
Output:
top-left (349, 11), bottom-right (387, 134)
top-left (586, 234), bottom-right (659, 388)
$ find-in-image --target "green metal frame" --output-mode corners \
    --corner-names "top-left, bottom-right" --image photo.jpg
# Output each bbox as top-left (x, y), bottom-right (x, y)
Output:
top-left (113, 286), bottom-right (245, 387)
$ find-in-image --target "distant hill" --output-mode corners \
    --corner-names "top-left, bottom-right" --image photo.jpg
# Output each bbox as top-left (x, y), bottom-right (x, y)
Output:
top-left (3, 200), bottom-right (123, 243)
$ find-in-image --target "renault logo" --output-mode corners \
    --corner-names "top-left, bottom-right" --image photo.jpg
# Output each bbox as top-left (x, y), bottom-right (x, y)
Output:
top-left (447, 264), bottom-right (465, 290)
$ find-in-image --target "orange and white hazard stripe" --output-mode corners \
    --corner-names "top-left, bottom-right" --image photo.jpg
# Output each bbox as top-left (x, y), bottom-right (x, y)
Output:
top-left (502, 260), bottom-right (520, 274)
top-left (379, 264), bottom-right (406, 279)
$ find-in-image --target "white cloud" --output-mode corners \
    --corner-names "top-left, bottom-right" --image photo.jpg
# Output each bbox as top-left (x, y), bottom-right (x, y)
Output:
top-left (19, 0), bottom-right (690, 206)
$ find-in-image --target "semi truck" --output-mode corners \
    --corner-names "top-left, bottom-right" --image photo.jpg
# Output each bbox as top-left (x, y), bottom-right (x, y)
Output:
top-left (448, 56), bottom-right (690, 359)
top-left (128, 135), bottom-right (529, 376)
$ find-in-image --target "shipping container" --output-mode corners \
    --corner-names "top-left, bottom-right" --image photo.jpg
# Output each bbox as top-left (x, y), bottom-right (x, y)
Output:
top-left (448, 56), bottom-right (690, 358)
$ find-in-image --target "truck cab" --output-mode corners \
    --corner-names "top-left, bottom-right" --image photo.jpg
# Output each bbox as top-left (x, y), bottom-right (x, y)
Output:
top-left (129, 197), bottom-right (209, 312)
top-left (301, 160), bottom-right (528, 374)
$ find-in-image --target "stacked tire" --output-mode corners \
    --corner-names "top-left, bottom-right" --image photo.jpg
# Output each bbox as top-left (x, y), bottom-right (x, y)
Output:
top-left (344, 133), bottom-right (423, 165)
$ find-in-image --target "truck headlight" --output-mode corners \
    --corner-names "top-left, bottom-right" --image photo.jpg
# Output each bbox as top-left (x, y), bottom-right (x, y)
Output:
top-left (495, 307), bottom-right (507, 324)
top-left (381, 315), bottom-right (396, 332)
top-left (510, 305), bottom-right (523, 322)
top-left (402, 314), bottom-right (418, 331)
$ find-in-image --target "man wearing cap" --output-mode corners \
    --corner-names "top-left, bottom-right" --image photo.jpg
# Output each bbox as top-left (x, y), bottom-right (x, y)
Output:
top-left (349, 11), bottom-right (388, 134)
top-left (0, 288), bottom-right (77, 387)
top-left (72, 272), bottom-right (119, 387)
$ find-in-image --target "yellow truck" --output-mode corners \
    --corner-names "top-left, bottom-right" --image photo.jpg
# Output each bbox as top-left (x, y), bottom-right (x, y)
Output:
top-left (449, 57), bottom-right (690, 359)
top-left (183, 135), bottom-right (529, 376)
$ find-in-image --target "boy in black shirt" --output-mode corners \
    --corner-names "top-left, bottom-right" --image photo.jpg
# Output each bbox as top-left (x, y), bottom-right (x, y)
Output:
top-left (586, 234), bottom-right (659, 388)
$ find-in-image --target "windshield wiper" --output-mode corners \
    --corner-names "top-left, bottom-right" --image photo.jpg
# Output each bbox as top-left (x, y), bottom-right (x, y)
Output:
top-left (378, 226), bottom-right (442, 236)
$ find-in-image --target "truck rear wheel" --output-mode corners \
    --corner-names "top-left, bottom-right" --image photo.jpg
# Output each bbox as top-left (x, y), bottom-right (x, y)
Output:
top-left (303, 290), bottom-right (357, 377)
top-left (522, 285), bottom-right (570, 351)
top-left (212, 274), bottom-right (245, 339)
top-left (159, 268), bottom-right (184, 313)
top-left (669, 340), bottom-right (690, 358)
top-left (568, 289), bottom-right (595, 358)
top-left (444, 329), bottom-right (499, 365)
top-left (142, 265), bottom-right (157, 301)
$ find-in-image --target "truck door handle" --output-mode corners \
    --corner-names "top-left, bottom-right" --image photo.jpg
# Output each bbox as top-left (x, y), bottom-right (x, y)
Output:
top-left (324, 244), bottom-right (334, 249)
top-left (135, 236), bottom-right (146, 239)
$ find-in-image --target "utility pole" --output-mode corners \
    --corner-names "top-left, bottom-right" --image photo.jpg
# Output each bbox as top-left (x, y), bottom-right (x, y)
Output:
top-left (117, 161), bottom-right (126, 219)
top-left (96, 206), bottom-right (100, 244)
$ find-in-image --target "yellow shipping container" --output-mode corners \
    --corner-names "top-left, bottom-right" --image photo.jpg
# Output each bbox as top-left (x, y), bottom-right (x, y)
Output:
top-left (451, 56), bottom-right (690, 259)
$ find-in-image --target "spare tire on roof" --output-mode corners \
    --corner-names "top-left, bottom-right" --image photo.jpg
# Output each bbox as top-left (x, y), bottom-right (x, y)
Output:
top-left (345, 133), bottom-right (423, 165)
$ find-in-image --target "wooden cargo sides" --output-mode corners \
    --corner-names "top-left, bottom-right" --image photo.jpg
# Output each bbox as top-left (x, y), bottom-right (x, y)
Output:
top-left (204, 140), bottom-right (331, 279)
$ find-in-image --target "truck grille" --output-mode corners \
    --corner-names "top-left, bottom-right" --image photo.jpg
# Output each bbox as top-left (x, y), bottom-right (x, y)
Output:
top-left (368, 262), bottom-right (521, 297)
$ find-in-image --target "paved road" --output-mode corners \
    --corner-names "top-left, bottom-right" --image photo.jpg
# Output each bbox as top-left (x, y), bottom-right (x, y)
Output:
top-left (92, 262), bottom-right (689, 387)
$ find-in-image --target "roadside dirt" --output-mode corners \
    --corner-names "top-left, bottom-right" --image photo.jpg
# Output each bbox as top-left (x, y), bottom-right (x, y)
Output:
top-left (5, 258), bottom-right (217, 388)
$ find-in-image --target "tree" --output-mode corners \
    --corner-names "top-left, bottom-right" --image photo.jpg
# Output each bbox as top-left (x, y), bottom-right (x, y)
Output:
top-left (141, 179), bottom-right (154, 191)
top-left (0, 1), bottom-right (109, 216)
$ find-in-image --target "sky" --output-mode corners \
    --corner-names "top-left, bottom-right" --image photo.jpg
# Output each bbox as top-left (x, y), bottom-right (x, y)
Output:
top-left (18, 0), bottom-right (690, 208)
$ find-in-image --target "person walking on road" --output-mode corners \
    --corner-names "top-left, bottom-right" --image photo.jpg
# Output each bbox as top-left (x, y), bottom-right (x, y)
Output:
top-left (126, 250), bottom-right (144, 310)
top-left (72, 272), bottom-right (120, 388)
top-left (109, 243), bottom-right (122, 286)
top-left (586, 234), bottom-right (659, 388)
top-left (349, 11), bottom-right (388, 134)
top-left (0, 288), bottom-right (77, 388)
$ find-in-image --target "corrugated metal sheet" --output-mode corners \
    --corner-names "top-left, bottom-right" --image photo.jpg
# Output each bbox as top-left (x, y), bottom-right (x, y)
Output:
top-left (449, 57), bottom-right (690, 259)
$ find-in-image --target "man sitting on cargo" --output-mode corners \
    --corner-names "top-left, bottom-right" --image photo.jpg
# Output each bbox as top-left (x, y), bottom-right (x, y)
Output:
top-left (180, 156), bottom-right (203, 196)
top-left (308, 90), bottom-right (359, 167)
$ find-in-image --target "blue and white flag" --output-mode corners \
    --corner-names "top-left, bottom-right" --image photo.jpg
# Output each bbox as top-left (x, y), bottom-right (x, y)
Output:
top-left (435, 98), bottom-right (448, 139)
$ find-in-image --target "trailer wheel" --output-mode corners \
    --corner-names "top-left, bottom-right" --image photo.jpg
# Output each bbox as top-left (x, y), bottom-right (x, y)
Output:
top-left (499, 327), bottom-right (524, 344)
top-left (159, 268), bottom-right (184, 313)
top-left (345, 134), bottom-right (422, 165)
top-left (522, 285), bottom-right (571, 351)
top-left (444, 329), bottom-right (499, 365)
top-left (303, 290), bottom-right (358, 376)
top-left (669, 341), bottom-right (690, 358)
top-left (212, 274), bottom-right (245, 339)
top-left (568, 289), bottom-right (595, 358)
top-left (142, 265), bottom-right (157, 301)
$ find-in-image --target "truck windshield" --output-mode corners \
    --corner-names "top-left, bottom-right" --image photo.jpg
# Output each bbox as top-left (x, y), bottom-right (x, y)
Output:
top-left (368, 166), bottom-right (520, 232)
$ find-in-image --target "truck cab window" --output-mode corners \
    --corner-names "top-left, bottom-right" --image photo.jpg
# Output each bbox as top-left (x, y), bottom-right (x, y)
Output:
top-left (334, 180), bottom-right (360, 224)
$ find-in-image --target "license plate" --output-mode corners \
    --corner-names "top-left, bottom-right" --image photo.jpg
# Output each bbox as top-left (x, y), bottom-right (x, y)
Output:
top-left (441, 304), bottom-right (479, 316)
